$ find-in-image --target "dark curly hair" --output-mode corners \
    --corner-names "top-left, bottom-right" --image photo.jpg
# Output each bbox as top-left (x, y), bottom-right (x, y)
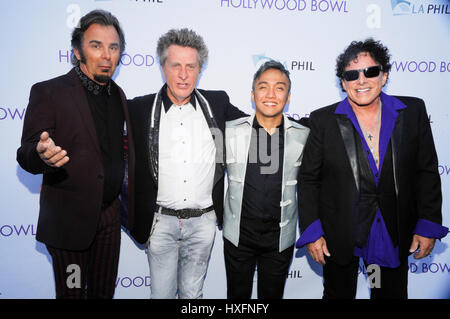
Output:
top-left (336, 38), bottom-right (391, 91)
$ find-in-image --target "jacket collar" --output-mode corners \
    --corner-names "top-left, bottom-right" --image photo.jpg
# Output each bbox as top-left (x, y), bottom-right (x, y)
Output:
top-left (237, 113), bottom-right (295, 130)
top-left (334, 91), bottom-right (407, 117)
top-left (334, 91), bottom-right (407, 194)
top-left (148, 85), bottom-right (221, 185)
top-left (161, 83), bottom-right (197, 113)
top-left (74, 66), bottom-right (112, 96)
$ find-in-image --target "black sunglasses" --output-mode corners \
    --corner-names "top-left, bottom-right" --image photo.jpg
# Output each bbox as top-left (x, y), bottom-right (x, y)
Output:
top-left (342, 65), bottom-right (383, 81)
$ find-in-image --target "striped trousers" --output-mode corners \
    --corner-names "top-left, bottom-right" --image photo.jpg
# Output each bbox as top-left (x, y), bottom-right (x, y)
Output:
top-left (46, 199), bottom-right (121, 299)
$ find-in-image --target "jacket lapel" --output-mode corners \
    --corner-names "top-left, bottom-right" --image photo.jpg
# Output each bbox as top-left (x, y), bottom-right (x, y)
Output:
top-left (226, 115), bottom-right (254, 165)
top-left (284, 115), bottom-right (306, 171)
top-left (68, 69), bottom-right (102, 160)
top-left (148, 89), bottom-right (163, 184)
top-left (194, 89), bottom-right (225, 187)
top-left (149, 88), bottom-right (225, 187)
top-left (390, 109), bottom-right (404, 197)
top-left (336, 115), bottom-right (360, 192)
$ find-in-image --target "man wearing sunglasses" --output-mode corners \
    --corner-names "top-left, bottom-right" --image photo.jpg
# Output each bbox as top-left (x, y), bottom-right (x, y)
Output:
top-left (296, 38), bottom-right (448, 299)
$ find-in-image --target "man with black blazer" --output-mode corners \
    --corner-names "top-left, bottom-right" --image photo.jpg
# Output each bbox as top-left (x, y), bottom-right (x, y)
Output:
top-left (17, 10), bottom-right (134, 299)
top-left (296, 38), bottom-right (448, 299)
top-left (128, 28), bottom-right (246, 299)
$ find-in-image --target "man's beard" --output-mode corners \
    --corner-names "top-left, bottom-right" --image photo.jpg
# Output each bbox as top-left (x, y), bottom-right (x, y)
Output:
top-left (78, 48), bottom-right (113, 84)
top-left (93, 74), bottom-right (111, 84)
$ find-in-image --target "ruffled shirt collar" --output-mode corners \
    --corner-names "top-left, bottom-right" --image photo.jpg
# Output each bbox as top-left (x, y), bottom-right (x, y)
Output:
top-left (75, 66), bottom-right (111, 96)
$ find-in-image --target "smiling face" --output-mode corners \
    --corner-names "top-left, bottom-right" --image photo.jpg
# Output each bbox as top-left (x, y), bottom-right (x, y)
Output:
top-left (73, 24), bottom-right (121, 85)
top-left (341, 52), bottom-right (388, 109)
top-left (252, 68), bottom-right (290, 120)
top-left (161, 44), bottom-right (201, 106)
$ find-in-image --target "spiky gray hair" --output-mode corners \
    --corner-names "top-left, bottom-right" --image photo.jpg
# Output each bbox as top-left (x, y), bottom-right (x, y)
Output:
top-left (156, 28), bottom-right (209, 69)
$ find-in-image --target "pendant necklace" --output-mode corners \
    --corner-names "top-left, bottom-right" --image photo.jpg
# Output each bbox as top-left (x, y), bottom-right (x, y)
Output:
top-left (356, 103), bottom-right (382, 168)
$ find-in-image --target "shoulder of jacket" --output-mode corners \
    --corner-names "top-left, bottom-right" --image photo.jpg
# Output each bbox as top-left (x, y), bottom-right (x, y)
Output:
top-left (310, 102), bottom-right (340, 116)
top-left (392, 95), bottom-right (424, 106)
top-left (128, 93), bottom-right (157, 105)
top-left (31, 71), bottom-right (74, 92)
top-left (197, 88), bottom-right (228, 99)
top-left (226, 116), bottom-right (251, 128)
top-left (287, 118), bottom-right (310, 132)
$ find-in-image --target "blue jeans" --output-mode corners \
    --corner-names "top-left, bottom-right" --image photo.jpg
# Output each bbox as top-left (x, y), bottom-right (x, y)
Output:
top-left (145, 209), bottom-right (216, 299)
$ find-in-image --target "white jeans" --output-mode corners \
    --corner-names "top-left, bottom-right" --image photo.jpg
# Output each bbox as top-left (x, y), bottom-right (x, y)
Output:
top-left (145, 210), bottom-right (216, 299)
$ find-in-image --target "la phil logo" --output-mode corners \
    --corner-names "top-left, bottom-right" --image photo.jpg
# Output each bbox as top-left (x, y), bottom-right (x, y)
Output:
top-left (286, 269), bottom-right (303, 279)
top-left (253, 268), bottom-right (303, 283)
top-left (220, 0), bottom-right (349, 13)
top-left (391, 0), bottom-right (450, 15)
top-left (253, 54), bottom-right (316, 72)
top-left (58, 50), bottom-right (155, 68)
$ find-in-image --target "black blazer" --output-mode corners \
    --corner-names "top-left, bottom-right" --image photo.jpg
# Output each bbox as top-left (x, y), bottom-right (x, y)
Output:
top-left (298, 95), bottom-right (442, 265)
top-left (128, 88), bottom-right (246, 244)
top-left (17, 68), bottom-right (135, 251)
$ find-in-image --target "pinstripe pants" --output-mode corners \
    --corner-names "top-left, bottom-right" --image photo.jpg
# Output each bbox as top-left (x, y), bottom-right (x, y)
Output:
top-left (46, 199), bottom-right (121, 299)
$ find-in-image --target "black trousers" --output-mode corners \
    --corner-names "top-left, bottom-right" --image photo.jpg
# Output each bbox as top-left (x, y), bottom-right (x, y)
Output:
top-left (46, 199), bottom-right (121, 299)
top-left (224, 217), bottom-right (294, 299)
top-left (322, 256), bottom-right (409, 299)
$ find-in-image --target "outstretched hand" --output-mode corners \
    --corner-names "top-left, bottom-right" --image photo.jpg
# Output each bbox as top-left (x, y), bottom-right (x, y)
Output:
top-left (36, 131), bottom-right (69, 168)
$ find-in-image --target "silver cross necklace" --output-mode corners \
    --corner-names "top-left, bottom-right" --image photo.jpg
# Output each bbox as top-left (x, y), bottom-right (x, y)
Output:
top-left (356, 102), bottom-right (382, 168)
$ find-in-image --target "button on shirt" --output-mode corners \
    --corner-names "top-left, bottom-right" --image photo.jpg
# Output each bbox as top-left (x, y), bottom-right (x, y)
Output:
top-left (157, 90), bottom-right (216, 210)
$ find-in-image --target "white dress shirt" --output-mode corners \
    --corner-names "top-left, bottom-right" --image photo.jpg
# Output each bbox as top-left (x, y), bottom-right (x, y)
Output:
top-left (157, 98), bottom-right (216, 210)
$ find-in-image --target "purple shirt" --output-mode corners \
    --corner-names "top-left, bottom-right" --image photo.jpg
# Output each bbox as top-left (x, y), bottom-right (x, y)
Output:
top-left (296, 92), bottom-right (448, 268)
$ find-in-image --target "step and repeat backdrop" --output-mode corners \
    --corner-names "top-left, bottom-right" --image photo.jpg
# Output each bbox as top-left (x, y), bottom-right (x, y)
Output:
top-left (1, 0), bottom-right (449, 299)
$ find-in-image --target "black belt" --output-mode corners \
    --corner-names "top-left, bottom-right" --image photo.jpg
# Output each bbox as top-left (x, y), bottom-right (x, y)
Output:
top-left (157, 205), bottom-right (214, 219)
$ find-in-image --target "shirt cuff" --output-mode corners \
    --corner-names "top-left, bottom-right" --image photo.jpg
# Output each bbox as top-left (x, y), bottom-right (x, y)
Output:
top-left (296, 219), bottom-right (324, 248)
top-left (414, 218), bottom-right (449, 239)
